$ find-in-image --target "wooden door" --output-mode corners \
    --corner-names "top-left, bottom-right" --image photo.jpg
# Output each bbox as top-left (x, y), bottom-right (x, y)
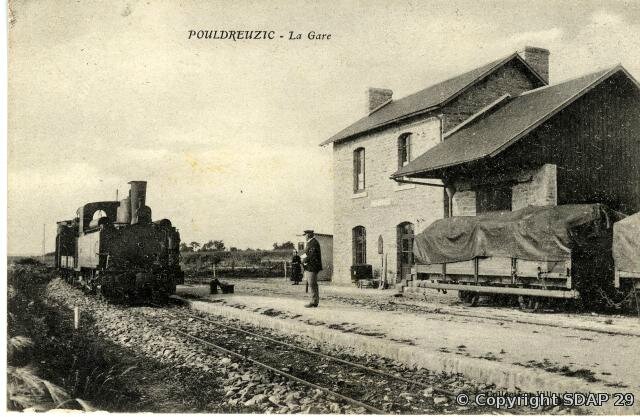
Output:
top-left (397, 223), bottom-right (415, 281)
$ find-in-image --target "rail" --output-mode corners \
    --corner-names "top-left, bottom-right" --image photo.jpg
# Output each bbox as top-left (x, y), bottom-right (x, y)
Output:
top-left (164, 325), bottom-right (386, 414)
top-left (152, 302), bottom-right (457, 412)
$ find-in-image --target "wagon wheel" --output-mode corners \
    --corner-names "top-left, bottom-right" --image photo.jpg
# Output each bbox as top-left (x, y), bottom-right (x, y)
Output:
top-left (518, 295), bottom-right (541, 312)
top-left (460, 291), bottom-right (480, 307)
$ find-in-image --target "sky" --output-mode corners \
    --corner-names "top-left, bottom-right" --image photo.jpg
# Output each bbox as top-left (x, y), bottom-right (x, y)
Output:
top-left (7, 0), bottom-right (640, 255)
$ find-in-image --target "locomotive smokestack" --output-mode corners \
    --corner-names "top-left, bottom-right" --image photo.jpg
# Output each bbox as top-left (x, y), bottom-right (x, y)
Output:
top-left (129, 181), bottom-right (147, 225)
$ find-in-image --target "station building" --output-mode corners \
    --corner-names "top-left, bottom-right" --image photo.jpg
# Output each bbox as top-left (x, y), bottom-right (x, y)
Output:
top-left (322, 47), bottom-right (640, 286)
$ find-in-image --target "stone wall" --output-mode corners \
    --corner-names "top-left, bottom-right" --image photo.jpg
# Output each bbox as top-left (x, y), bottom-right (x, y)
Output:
top-left (451, 164), bottom-right (558, 216)
top-left (452, 190), bottom-right (477, 216)
top-left (330, 58), bottom-right (542, 285)
top-left (511, 164), bottom-right (557, 210)
top-left (440, 61), bottom-right (539, 132)
top-left (332, 117), bottom-right (444, 285)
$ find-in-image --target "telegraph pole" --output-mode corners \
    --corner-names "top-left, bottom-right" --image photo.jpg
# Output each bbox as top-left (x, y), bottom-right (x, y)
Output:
top-left (42, 223), bottom-right (46, 263)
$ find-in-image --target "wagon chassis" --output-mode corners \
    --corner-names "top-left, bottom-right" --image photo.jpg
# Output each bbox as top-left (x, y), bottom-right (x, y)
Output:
top-left (411, 256), bottom-right (579, 310)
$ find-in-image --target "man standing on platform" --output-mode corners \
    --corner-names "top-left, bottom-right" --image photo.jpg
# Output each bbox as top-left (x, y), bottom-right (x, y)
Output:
top-left (301, 229), bottom-right (322, 307)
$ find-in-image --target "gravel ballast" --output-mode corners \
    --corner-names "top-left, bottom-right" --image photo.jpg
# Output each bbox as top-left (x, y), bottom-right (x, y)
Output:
top-left (45, 278), bottom-right (583, 414)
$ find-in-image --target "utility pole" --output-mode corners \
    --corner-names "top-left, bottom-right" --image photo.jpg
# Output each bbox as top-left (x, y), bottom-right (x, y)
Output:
top-left (42, 224), bottom-right (46, 263)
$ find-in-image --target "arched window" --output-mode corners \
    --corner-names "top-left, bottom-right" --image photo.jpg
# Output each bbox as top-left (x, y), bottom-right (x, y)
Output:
top-left (398, 133), bottom-right (412, 168)
top-left (92, 210), bottom-right (108, 220)
top-left (352, 226), bottom-right (367, 264)
top-left (353, 148), bottom-right (365, 192)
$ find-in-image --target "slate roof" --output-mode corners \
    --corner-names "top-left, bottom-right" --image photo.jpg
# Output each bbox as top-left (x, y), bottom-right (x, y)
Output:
top-left (392, 65), bottom-right (637, 179)
top-left (320, 53), bottom-right (547, 146)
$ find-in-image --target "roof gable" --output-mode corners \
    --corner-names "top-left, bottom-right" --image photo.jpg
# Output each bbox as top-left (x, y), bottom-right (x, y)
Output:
top-left (321, 52), bottom-right (547, 146)
top-left (393, 65), bottom-right (639, 179)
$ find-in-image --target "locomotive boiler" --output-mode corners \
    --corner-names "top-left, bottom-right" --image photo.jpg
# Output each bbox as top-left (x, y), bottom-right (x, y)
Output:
top-left (55, 181), bottom-right (183, 303)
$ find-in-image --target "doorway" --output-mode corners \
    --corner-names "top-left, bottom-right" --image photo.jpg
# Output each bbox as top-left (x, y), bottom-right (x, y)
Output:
top-left (397, 222), bottom-right (415, 281)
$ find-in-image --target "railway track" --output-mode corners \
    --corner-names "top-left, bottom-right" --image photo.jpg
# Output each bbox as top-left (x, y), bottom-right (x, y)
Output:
top-left (147, 304), bottom-right (455, 414)
top-left (44, 276), bottom-right (586, 414)
top-left (137, 302), bottom-right (551, 414)
top-left (150, 302), bottom-right (460, 414)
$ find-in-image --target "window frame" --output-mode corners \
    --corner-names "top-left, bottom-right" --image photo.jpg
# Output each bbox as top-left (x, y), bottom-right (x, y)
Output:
top-left (476, 185), bottom-right (513, 214)
top-left (353, 148), bottom-right (366, 193)
top-left (398, 133), bottom-right (412, 168)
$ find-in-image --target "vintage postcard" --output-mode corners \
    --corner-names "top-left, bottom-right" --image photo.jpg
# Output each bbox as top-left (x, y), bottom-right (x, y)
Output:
top-left (6, 0), bottom-right (640, 414)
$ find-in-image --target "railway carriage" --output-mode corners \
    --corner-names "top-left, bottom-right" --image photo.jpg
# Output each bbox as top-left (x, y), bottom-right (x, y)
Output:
top-left (55, 181), bottom-right (183, 302)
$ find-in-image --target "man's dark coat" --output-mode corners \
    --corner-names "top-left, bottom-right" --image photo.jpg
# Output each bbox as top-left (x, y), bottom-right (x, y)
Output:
top-left (303, 237), bottom-right (323, 273)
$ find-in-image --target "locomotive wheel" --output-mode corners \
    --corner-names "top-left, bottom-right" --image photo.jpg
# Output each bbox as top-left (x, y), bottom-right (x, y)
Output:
top-left (518, 295), bottom-right (541, 313)
top-left (96, 284), bottom-right (114, 301)
top-left (96, 285), bottom-right (104, 300)
top-left (152, 290), bottom-right (170, 305)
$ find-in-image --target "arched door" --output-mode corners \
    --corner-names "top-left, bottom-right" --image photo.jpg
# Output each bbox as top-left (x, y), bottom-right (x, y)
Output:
top-left (397, 222), bottom-right (415, 281)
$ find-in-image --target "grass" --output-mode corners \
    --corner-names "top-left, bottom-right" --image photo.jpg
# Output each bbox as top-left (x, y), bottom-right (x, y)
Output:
top-left (7, 260), bottom-right (229, 412)
top-left (7, 264), bottom-right (88, 411)
top-left (7, 263), bottom-right (138, 411)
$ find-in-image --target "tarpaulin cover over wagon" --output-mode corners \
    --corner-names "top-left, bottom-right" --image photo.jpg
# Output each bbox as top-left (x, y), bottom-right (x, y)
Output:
top-left (414, 204), bottom-right (623, 264)
top-left (613, 211), bottom-right (640, 274)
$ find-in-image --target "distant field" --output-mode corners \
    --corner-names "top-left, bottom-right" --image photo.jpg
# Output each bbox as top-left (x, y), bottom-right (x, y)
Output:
top-left (8, 255), bottom-right (54, 267)
top-left (8, 251), bottom-right (293, 280)
top-left (181, 249), bottom-right (294, 279)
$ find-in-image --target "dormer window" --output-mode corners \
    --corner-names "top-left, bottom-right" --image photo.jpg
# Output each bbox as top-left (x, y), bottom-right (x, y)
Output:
top-left (353, 148), bottom-right (366, 192)
top-left (398, 133), bottom-right (412, 168)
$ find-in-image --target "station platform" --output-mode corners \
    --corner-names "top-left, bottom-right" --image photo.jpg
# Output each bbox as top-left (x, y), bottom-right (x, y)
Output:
top-left (176, 280), bottom-right (640, 414)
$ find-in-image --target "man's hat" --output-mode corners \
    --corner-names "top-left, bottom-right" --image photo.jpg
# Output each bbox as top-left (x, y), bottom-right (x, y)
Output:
top-left (303, 229), bottom-right (314, 235)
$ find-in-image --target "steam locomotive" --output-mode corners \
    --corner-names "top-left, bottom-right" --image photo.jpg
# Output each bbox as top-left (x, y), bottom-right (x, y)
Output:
top-left (55, 181), bottom-right (183, 303)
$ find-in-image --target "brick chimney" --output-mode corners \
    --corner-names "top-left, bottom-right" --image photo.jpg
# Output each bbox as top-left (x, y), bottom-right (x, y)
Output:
top-left (521, 46), bottom-right (550, 83)
top-left (367, 88), bottom-right (393, 113)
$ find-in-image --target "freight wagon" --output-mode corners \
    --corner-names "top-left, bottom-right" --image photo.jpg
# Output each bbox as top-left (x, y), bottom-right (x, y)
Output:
top-left (613, 211), bottom-right (640, 290)
top-left (410, 204), bottom-right (627, 311)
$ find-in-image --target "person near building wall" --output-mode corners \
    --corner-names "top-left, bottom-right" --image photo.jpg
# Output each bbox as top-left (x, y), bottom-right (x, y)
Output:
top-left (301, 229), bottom-right (322, 307)
top-left (290, 249), bottom-right (303, 285)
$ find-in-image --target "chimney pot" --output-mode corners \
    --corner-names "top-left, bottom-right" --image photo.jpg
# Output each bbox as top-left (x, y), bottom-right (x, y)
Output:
top-left (521, 46), bottom-right (550, 83)
top-left (367, 88), bottom-right (393, 113)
